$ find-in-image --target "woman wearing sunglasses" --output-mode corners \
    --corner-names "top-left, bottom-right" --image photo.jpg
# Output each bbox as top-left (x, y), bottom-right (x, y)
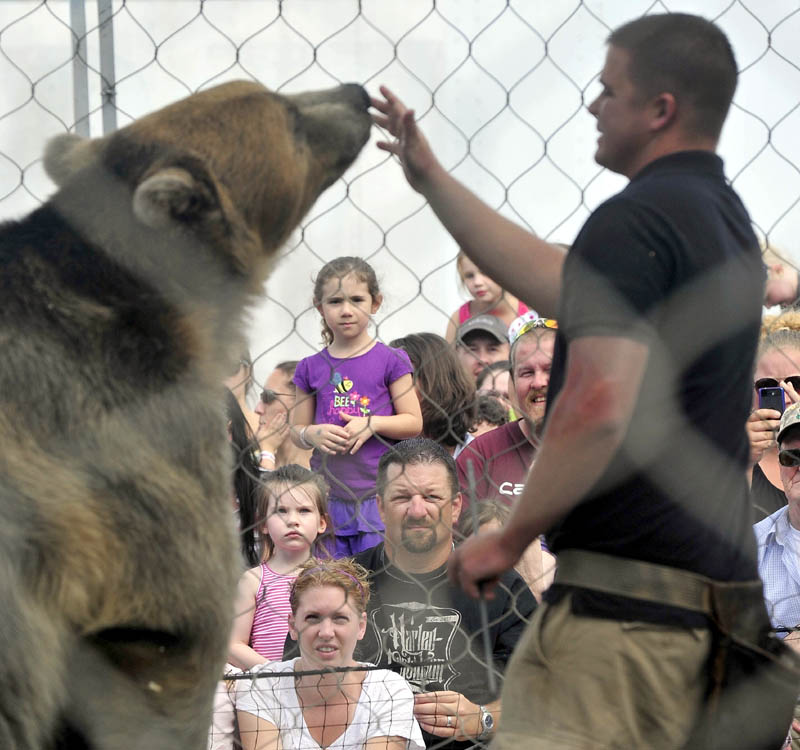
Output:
top-left (748, 326), bottom-right (800, 521)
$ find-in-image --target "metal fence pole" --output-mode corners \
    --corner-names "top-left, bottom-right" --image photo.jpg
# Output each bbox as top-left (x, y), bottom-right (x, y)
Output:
top-left (68, 0), bottom-right (89, 137)
top-left (97, 0), bottom-right (117, 134)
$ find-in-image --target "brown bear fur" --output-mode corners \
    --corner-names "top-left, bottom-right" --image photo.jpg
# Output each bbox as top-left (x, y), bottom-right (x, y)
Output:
top-left (0, 80), bottom-right (371, 749)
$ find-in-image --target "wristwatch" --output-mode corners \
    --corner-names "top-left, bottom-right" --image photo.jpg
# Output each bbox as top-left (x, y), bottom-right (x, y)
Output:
top-left (477, 705), bottom-right (494, 741)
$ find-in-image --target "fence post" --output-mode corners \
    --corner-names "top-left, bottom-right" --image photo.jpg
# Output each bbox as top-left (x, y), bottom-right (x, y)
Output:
top-left (97, 0), bottom-right (117, 134)
top-left (68, 0), bottom-right (90, 137)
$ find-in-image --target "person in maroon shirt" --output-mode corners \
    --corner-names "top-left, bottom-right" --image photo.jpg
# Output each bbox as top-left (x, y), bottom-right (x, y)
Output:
top-left (456, 318), bottom-right (555, 506)
top-left (456, 316), bottom-right (557, 598)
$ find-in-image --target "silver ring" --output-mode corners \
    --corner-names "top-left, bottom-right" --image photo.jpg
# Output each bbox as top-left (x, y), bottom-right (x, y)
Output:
top-left (446, 716), bottom-right (452, 728)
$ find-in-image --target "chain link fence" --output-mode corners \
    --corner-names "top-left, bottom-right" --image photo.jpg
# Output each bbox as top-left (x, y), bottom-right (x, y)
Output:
top-left (4, 1), bottom-right (800, 747)
top-left (1, 0), bottom-right (798, 369)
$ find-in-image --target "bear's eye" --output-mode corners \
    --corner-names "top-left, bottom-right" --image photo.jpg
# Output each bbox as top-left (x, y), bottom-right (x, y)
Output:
top-left (287, 105), bottom-right (305, 139)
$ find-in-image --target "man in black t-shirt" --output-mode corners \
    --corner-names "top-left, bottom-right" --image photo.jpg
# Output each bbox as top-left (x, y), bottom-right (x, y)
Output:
top-left (355, 438), bottom-right (536, 750)
top-left (372, 12), bottom-right (786, 750)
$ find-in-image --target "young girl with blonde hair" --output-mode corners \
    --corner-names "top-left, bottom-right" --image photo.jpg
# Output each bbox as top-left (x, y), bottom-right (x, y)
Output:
top-left (445, 251), bottom-right (531, 342)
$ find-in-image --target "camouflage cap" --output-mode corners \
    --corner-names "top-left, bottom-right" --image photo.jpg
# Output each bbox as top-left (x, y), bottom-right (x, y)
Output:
top-left (778, 401), bottom-right (800, 444)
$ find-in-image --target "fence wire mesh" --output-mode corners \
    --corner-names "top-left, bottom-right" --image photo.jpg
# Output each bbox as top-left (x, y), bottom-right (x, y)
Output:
top-left (4, 1), bottom-right (800, 748)
top-left (1, 0), bottom-right (799, 365)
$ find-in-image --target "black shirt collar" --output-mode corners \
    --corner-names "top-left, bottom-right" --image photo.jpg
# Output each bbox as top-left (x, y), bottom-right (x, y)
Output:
top-left (376, 543), bottom-right (449, 584)
top-left (631, 150), bottom-right (724, 182)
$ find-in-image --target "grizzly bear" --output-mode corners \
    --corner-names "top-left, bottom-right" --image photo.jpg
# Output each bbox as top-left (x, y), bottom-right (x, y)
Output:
top-left (0, 80), bottom-right (371, 749)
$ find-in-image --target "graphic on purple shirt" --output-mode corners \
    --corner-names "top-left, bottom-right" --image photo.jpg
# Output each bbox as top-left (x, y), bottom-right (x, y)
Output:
top-left (294, 342), bottom-right (413, 502)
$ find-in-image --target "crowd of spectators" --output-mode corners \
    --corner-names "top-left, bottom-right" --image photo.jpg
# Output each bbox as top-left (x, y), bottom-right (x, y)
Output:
top-left (209, 13), bottom-right (800, 738)
top-left (212, 244), bottom-right (800, 749)
top-left (212, 252), bottom-right (560, 748)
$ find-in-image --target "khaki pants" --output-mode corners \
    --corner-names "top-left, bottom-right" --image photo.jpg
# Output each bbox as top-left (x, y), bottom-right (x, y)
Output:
top-left (492, 594), bottom-right (712, 750)
top-left (790, 700), bottom-right (800, 750)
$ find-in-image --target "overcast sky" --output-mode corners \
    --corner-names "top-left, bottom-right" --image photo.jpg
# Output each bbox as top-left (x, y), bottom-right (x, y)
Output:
top-left (1, 0), bottom-right (797, 384)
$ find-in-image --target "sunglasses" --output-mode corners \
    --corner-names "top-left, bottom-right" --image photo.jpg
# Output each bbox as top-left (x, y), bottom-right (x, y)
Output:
top-left (754, 376), bottom-right (800, 393)
top-left (509, 318), bottom-right (558, 345)
top-left (779, 448), bottom-right (800, 468)
top-left (259, 389), bottom-right (278, 404)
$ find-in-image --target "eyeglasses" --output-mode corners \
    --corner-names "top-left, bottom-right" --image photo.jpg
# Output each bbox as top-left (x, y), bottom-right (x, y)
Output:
top-left (754, 376), bottom-right (800, 393)
top-left (779, 448), bottom-right (800, 468)
top-left (509, 318), bottom-right (558, 345)
top-left (260, 388), bottom-right (294, 404)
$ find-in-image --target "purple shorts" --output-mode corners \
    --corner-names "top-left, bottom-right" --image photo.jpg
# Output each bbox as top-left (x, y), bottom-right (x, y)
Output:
top-left (326, 497), bottom-right (384, 558)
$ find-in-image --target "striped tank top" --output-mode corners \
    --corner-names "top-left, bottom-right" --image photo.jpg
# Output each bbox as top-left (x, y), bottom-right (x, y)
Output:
top-left (249, 563), bottom-right (296, 661)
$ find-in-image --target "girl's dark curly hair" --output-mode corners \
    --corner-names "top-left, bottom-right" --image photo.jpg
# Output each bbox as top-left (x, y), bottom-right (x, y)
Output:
top-left (390, 332), bottom-right (477, 451)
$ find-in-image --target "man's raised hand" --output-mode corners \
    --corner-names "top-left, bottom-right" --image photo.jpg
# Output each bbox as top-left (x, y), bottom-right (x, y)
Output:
top-left (371, 85), bottom-right (441, 194)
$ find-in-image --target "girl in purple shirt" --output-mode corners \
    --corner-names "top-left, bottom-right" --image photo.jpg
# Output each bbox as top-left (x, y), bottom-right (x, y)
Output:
top-left (292, 257), bottom-right (422, 556)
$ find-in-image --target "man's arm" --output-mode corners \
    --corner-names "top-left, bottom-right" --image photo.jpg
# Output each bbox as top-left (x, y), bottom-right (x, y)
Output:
top-left (449, 334), bottom-right (650, 597)
top-left (371, 86), bottom-right (567, 318)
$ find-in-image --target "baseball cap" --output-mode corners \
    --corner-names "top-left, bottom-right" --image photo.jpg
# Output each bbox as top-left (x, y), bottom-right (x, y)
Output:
top-left (777, 402), bottom-right (800, 444)
top-left (456, 314), bottom-right (508, 345)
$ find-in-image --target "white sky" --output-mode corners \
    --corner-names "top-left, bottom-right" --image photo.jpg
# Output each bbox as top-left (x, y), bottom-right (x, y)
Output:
top-left (1, 0), bottom-right (798, 387)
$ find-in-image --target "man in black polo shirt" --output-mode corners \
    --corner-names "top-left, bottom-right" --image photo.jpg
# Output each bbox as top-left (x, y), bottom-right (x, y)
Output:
top-left (372, 12), bottom-right (788, 750)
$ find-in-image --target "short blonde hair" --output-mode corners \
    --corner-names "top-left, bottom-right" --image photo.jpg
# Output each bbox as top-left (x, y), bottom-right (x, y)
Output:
top-left (761, 310), bottom-right (800, 339)
top-left (290, 557), bottom-right (371, 615)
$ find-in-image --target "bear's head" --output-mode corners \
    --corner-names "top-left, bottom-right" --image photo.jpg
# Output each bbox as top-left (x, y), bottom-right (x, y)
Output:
top-left (43, 81), bottom-right (372, 287)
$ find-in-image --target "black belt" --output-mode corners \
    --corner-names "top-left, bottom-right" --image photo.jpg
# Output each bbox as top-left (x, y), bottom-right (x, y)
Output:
top-left (554, 548), bottom-right (767, 638)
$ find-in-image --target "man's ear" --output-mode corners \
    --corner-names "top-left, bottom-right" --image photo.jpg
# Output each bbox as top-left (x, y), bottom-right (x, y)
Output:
top-left (451, 492), bottom-right (463, 526)
top-left (376, 495), bottom-right (386, 524)
top-left (650, 93), bottom-right (677, 132)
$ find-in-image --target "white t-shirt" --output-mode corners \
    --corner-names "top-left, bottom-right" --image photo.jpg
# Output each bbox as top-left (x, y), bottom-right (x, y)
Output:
top-left (235, 658), bottom-right (425, 750)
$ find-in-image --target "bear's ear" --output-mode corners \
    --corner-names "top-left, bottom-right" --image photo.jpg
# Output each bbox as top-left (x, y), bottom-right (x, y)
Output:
top-left (132, 165), bottom-right (222, 230)
top-left (44, 133), bottom-right (103, 186)
top-left (132, 158), bottom-right (262, 278)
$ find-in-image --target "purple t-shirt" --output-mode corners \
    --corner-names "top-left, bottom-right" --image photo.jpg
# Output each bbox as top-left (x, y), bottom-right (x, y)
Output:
top-left (294, 342), bottom-right (413, 502)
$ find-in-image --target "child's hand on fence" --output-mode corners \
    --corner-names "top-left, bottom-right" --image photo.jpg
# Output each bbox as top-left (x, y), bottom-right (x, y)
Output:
top-left (305, 423), bottom-right (350, 454)
top-left (339, 413), bottom-right (374, 454)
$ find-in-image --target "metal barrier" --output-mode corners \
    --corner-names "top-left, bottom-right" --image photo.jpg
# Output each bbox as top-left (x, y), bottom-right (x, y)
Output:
top-left (0, 1), bottom-right (797, 364)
